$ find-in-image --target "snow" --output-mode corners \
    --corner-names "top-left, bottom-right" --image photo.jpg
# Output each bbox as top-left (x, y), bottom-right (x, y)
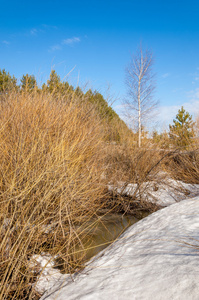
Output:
top-left (108, 178), bottom-right (199, 206)
top-left (29, 254), bottom-right (70, 294)
top-left (39, 195), bottom-right (199, 300)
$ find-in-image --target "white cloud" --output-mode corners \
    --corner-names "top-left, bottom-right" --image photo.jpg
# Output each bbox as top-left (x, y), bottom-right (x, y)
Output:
top-left (42, 24), bottom-right (58, 30)
top-left (187, 87), bottom-right (199, 102)
top-left (158, 105), bottom-right (180, 123)
top-left (172, 87), bottom-right (183, 93)
top-left (62, 37), bottom-right (80, 46)
top-left (48, 44), bottom-right (62, 52)
top-left (189, 68), bottom-right (199, 84)
top-left (48, 36), bottom-right (81, 53)
top-left (30, 28), bottom-right (38, 36)
top-left (25, 27), bottom-right (45, 37)
top-left (157, 89), bottom-right (199, 128)
top-left (162, 73), bottom-right (170, 79)
top-left (2, 40), bottom-right (10, 45)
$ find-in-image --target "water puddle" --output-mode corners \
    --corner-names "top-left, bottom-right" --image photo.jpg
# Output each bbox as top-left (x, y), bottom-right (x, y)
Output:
top-left (81, 213), bottom-right (139, 261)
top-left (55, 213), bottom-right (147, 273)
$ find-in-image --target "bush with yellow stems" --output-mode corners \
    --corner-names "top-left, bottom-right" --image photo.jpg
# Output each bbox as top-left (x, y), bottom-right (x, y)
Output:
top-left (0, 91), bottom-right (108, 299)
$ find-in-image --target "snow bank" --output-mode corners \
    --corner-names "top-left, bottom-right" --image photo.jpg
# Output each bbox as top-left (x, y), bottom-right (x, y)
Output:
top-left (108, 178), bottom-right (199, 206)
top-left (40, 196), bottom-right (199, 300)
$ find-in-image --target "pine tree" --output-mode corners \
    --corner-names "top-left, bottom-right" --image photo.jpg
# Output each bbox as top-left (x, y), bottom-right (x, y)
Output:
top-left (20, 74), bottom-right (37, 91)
top-left (0, 69), bottom-right (17, 92)
top-left (43, 70), bottom-right (73, 96)
top-left (46, 70), bottom-right (61, 93)
top-left (169, 106), bottom-right (195, 148)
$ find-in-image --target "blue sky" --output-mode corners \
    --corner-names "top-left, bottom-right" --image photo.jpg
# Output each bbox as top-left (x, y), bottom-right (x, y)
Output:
top-left (1, 0), bottom-right (199, 129)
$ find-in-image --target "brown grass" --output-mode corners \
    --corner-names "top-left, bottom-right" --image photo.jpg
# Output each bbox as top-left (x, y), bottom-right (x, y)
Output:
top-left (105, 141), bottom-right (165, 188)
top-left (163, 148), bottom-right (199, 184)
top-left (0, 91), bottom-right (108, 299)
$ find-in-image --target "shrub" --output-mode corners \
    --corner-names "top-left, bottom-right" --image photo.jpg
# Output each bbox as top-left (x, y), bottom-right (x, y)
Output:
top-left (0, 91), bottom-right (107, 299)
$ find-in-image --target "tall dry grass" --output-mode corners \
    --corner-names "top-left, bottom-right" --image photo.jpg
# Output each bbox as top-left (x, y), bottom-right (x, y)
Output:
top-left (163, 148), bottom-right (199, 184)
top-left (103, 135), bottom-right (169, 216)
top-left (0, 91), bottom-right (108, 299)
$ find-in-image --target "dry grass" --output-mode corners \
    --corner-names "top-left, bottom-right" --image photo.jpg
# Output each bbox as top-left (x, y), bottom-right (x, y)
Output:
top-left (105, 141), bottom-right (165, 188)
top-left (102, 140), bottom-right (170, 215)
top-left (0, 91), bottom-right (108, 299)
top-left (163, 148), bottom-right (199, 184)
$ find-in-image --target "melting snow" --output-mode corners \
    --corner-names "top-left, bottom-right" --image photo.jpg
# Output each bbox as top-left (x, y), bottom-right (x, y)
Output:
top-left (108, 178), bottom-right (199, 206)
top-left (39, 194), bottom-right (199, 300)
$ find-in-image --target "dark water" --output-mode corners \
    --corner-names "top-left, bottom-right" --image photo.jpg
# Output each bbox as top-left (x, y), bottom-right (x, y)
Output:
top-left (55, 213), bottom-right (142, 273)
top-left (81, 213), bottom-right (139, 261)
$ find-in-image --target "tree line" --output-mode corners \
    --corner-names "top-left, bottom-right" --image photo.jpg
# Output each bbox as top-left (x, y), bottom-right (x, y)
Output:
top-left (0, 64), bottom-right (196, 150)
top-left (0, 68), bottom-right (133, 144)
top-left (0, 69), bottom-right (117, 120)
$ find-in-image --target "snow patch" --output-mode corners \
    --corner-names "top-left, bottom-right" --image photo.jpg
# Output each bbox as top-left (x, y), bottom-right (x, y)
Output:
top-left (29, 254), bottom-right (70, 294)
top-left (108, 178), bottom-right (199, 206)
top-left (40, 196), bottom-right (199, 300)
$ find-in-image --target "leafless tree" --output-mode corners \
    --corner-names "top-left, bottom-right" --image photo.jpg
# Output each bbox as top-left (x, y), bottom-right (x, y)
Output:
top-left (124, 46), bottom-right (158, 147)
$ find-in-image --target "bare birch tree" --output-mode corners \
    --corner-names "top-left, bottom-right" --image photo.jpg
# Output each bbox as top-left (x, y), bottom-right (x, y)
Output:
top-left (124, 46), bottom-right (158, 147)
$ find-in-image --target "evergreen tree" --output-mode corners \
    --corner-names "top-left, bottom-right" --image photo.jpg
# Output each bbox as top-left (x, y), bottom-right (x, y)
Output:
top-left (152, 130), bottom-right (170, 149)
top-left (75, 86), bottom-right (83, 97)
top-left (0, 69), bottom-right (17, 92)
top-left (152, 130), bottom-right (160, 144)
top-left (85, 90), bottom-right (119, 121)
top-left (21, 74), bottom-right (37, 91)
top-left (169, 106), bottom-right (195, 148)
top-left (44, 70), bottom-right (73, 96)
top-left (46, 70), bottom-right (61, 93)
